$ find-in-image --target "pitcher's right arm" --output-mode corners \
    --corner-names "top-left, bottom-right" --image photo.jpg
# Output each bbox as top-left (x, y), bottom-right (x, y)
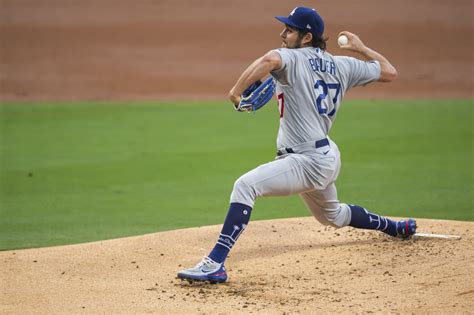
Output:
top-left (338, 31), bottom-right (398, 82)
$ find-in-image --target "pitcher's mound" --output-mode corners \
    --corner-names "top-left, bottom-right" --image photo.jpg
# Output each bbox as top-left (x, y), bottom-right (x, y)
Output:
top-left (1, 217), bottom-right (473, 313)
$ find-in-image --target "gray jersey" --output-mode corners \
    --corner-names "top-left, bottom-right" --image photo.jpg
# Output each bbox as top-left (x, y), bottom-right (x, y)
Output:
top-left (230, 47), bottom-right (382, 229)
top-left (271, 47), bottom-right (381, 148)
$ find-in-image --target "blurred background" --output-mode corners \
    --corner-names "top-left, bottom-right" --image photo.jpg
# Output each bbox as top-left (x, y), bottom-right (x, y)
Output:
top-left (1, 0), bottom-right (473, 101)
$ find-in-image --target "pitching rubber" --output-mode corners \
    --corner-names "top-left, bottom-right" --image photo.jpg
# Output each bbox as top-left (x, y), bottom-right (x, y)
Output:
top-left (413, 233), bottom-right (461, 240)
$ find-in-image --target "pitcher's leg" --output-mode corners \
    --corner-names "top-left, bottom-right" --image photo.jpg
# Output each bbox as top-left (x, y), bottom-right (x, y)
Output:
top-left (230, 155), bottom-right (314, 207)
top-left (300, 183), bottom-right (351, 228)
top-left (346, 204), bottom-right (416, 238)
top-left (208, 156), bottom-right (314, 264)
top-left (301, 185), bottom-right (416, 238)
top-left (208, 202), bottom-right (252, 263)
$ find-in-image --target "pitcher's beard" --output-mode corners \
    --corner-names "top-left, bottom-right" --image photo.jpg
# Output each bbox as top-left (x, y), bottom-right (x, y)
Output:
top-left (281, 38), bottom-right (304, 49)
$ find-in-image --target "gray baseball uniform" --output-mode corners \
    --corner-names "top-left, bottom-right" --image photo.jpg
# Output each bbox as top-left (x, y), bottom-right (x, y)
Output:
top-left (176, 7), bottom-right (416, 284)
top-left (230, 47), bottom-right (381, 228)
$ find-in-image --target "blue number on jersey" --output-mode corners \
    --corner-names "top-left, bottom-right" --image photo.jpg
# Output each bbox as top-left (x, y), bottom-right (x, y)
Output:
top-left (314, 80), bottom-right (341, 117)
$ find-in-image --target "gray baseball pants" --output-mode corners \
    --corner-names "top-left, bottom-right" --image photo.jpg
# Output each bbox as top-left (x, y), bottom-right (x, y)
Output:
top-left (230, 139), bottom-right (351, 228)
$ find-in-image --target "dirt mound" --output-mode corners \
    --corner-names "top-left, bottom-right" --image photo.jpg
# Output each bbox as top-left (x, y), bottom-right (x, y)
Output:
top-left (1, 217), bottom-right (473, 313)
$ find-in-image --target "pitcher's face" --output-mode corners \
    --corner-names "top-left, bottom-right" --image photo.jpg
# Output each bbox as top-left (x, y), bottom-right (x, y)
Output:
top-left (280, 25), bottom-right (304, 49)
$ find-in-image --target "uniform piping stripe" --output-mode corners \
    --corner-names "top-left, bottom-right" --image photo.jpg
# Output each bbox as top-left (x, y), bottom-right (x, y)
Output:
top-left (217, 241), bottom-right (232, 250)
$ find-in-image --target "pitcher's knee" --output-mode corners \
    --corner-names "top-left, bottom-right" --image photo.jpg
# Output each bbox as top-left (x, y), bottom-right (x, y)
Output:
top-left (229, 175), bottom-right (257, 207)
top-left (321, 204), bottom-right (351, 228)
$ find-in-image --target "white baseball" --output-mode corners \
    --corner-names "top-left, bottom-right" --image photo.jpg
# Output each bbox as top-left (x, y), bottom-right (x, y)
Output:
top-left (338, 35), bottom-right (348, 46)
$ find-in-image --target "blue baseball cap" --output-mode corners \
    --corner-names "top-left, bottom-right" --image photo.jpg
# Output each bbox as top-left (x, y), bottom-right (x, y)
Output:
top-left (275, 7), bottom-right (325, 37)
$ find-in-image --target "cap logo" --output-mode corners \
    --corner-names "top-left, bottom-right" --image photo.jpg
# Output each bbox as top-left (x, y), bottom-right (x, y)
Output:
top-left (290, 7), bottom-right (297, 16)
top-left (306, 24), bottom-right (312, 29)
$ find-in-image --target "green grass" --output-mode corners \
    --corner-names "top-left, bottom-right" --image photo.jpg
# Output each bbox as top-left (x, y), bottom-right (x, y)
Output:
top-left (0, 100), bottom-right (472, 250)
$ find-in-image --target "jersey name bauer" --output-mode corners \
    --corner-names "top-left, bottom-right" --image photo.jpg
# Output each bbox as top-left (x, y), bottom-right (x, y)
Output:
top-left (271, 47), bottom-right (381, 148)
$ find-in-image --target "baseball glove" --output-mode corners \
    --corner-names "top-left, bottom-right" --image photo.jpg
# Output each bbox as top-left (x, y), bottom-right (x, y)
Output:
top-left (235, 77), bottom-right (276, 112)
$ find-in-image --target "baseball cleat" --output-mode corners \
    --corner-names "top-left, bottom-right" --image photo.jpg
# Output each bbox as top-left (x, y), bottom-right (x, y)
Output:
top-left (396, 218), bottom-right (417, 239)
top-left (177, 256), bottom-right (227, 283)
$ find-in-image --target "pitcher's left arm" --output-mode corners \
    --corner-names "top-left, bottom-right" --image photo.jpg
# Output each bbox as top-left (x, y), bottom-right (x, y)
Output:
top-left (228, 51), bottom-right (282, 106)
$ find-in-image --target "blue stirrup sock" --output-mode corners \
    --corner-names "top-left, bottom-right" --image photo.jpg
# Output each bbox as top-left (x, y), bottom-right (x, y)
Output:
top-left (348, 204), bottom-right (397, 237)
top-left (208, 203), bottom-right (252, 264)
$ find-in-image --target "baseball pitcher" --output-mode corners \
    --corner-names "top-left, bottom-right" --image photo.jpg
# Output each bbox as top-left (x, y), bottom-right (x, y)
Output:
top-left (177, 7), bottom-right (416, 283)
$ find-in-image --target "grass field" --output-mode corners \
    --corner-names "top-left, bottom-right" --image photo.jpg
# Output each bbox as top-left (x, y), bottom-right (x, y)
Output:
top-left (0, 100), bottom-right (472, 250)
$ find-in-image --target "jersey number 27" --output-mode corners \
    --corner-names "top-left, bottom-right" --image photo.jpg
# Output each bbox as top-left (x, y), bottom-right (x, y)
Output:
top-left (277, 80), bottom-right (341, 118)
top-left (314, 80), bottom-right (341, 117)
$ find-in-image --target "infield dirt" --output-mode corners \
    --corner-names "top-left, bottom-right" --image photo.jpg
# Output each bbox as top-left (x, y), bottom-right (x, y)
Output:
top-left (1, 218), bottom-right (474, 313)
